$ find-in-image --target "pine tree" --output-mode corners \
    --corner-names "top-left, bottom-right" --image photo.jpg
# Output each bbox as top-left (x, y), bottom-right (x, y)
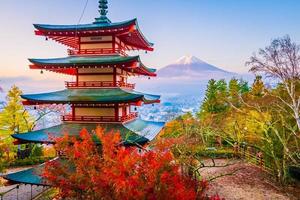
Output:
top-left (250, 76), bottom-right (265, 97)
top-left (228, 78), bottom-right (242, 107)
top-left (215, 79), bottom-right (228, 112)
top-left (238, 79), bottom-right (250, 94)
top-left (198, 79), bottom-right (229, 119)
top-left (199, 79), bottom-right (217, 115)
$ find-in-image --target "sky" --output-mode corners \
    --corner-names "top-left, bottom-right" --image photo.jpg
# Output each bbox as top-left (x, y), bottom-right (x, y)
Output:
top-left (0, 0), bottom-right (300, 92)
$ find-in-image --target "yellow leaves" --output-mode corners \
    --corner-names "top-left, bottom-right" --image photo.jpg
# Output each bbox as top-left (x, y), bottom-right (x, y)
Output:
top-left (43, 146), bottom-right (56, 158)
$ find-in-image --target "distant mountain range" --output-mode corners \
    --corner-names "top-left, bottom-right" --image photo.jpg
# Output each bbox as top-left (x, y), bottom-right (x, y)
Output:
top-left (134, 55), bottom-right (250, 98)
top-left (137, 55), bottom-right (254, 121)
top-left (157, 55), bottom-right (236, 79)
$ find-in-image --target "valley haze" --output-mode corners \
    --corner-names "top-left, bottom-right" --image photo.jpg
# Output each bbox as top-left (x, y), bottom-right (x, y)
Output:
top-left (0, 55), bottom-right (253, 121)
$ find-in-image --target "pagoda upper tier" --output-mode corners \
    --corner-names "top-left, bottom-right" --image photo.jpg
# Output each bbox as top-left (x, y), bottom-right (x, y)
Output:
top-left (21, 88), bottom-right (160, 105)
top-left (34, 18), bottom-right (153, 54)
top-left (29, 55), bottom-right (156, 77)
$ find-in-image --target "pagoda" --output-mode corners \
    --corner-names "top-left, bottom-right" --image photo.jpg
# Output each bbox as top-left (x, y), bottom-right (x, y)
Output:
top-left (4, 0), bottom-right (164, 186)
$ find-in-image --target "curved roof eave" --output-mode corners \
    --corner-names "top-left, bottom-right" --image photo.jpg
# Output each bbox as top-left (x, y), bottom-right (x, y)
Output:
top-left (21, 89), bottom-right (160, 104)
top-left (11, 119), bottom-right (165, 145)
top-left (28, 56), bottom-right (157, 76)
top-left (33, 18), bottom-right (137, 31)
top-left (28, 55), bottom-right (140, 65)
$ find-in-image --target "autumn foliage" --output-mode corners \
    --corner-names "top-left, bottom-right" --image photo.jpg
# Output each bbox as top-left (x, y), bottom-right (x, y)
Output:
top-left (42, 127), bottom-right (216, 200)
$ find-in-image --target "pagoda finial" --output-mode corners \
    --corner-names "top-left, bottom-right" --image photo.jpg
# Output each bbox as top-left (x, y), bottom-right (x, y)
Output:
top-left (94, 0), bottom-right (111, 24)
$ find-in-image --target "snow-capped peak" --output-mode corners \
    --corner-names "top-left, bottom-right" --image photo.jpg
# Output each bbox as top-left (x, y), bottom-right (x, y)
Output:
top-left (174, 55), bottom-right (206, 65)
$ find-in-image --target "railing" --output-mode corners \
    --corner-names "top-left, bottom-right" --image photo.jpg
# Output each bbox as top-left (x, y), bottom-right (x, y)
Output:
top-left (120, 112), bottom-right (138, 122)
top-left (62, 113), bottom-right (138, 123)
top-left (68, 48), bottom-right (127, 56)
top-left (0, 184), bottom-right (50, 200)
top-left (235, 144), bottom-right (273, 173)
top-left (65, 81), bottom-right (135, 89)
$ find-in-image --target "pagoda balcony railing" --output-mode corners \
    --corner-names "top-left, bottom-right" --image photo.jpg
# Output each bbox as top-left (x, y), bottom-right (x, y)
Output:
top-left (65, 81), bottom-right (135, 89)
top-left (68, 48), bottom-right (127, 56)
top-left (62, 113), bottom-right (138, 123)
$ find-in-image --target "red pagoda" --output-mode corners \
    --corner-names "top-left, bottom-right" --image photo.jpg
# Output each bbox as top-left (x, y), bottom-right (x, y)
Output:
top-left (4, 0), bottom-right (164, 186)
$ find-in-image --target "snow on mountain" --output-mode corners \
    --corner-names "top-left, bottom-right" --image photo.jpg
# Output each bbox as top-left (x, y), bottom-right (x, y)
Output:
top-left (157, 55), bottom-right (235, 79)
top-left (174, 55), bottom-right (206, 65)
top-left (133, 55), bottom-right (254, 99)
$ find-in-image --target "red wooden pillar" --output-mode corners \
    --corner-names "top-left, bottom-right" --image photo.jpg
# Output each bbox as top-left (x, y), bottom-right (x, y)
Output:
top-left (72, 104), bottom-right (75, 120)
top-left (113, 67), bottom-right (117, 87)
top-left (76, 69), bottom-right (79, 86)
top-left (115, 103), bottom-right (119, 122)
top-left (78, 36), bottom-right (81, 51)
top-left (112, 35), bottom-right (116, 53)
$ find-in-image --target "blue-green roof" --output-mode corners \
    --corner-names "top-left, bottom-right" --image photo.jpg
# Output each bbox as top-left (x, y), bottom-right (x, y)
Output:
top-left (6, 119), bottom-right (165, 186)
top-left (3, 164), bottom-right (47, 186)
top-left (29, 55), bottom-right (156, 74)
top-left (30, 55), bottom-right (138, 65)
top-left (12, 119), bottom-right (165, 145)
top-left (34, 18), bottom-right (154, 49)
top-left (34, 19), bottom-right (136, 32)
top-left (21, 88), bottom-right (160, 104)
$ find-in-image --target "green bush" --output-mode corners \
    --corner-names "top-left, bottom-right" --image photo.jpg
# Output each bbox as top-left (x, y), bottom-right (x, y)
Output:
top-left (30, 145), bottom-right (44, 157)
top-left (9, 157), bottom-right (53, 167)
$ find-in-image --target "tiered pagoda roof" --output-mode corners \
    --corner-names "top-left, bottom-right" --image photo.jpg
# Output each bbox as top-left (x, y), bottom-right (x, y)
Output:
top-left (4, 164), bottom-right (47, 186)
top-left (3, 0), bottom-right (165, 187)
top-left (34, 18), bottom-right (153, 51)
top-left (29, 55), bottom-right (156, 76)
top-left (22, 88), bottom-right (160, 105)
top-left (12, 119), bottom-right (165, 145)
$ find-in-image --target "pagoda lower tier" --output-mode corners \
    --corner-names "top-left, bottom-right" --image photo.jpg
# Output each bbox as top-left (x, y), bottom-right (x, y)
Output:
top-left (4, 119), bottom-right (165, 186)
top-left (12, 119), bottom-right (165, 145)
top-left (4, 162), bottom-right (48, 186)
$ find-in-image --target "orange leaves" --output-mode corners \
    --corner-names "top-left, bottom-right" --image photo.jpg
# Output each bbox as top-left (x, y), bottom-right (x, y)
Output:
top-left (43, 128), bottom-right (210, 200)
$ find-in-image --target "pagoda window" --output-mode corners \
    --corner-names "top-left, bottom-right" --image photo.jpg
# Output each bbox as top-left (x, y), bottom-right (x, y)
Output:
top-left (78, 68), bottom-right (114, 73)
top-left (80, 36), bottom-right (113, 43)
top-left (78, 74), bottom-right (113, 82)
top-left (79, 36), bottom-right (117, 54)
top-left (75, 107), bottom-right (115, 117)
top-left (77, 68), bottom-right (114, 82)
top-left (80, 43), bottom-right (113, 50)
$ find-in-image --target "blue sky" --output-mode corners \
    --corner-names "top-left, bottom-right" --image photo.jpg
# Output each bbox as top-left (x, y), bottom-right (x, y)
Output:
top-left (0, 0), bottom-right (299, 83)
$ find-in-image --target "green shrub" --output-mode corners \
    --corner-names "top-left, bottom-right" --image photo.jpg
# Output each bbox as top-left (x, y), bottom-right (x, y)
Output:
top-left (9, 157), bottom-right (53, 167)
top-left (30, 145), bottom-right (44, 157)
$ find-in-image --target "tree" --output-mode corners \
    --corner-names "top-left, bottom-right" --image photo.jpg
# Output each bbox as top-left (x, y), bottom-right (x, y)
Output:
top-left (228, 78), bottom-right (241, 107)
top-left (0, 86), bottom-right (34, 133)
top-left (198, 79), bottom-right (229, 121)
top-left (247, 35), bottom-right (300, 132)
top-left (0, 86), bottom-right (67, 134)
top-left (43, 128), bottom-right (219, 200)
top-left (0, 86), bottom-right (65, 161)
top-left (224, 77), bottom-right (299, 183)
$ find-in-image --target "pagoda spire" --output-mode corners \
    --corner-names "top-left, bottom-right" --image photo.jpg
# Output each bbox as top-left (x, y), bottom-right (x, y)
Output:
top-left (95, 0), bottom-right (111, 24)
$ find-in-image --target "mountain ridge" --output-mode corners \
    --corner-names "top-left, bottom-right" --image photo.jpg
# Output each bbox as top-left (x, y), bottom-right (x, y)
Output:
top-left (157, 55), bottom-right (235, 78)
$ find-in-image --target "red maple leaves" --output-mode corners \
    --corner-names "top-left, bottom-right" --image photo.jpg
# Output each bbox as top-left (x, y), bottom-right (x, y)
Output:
top-left (43, 127), bottom-right (216, 200)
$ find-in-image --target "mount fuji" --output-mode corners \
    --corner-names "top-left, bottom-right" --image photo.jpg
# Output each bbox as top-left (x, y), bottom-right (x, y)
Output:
top-left (157, 55), bottom-right (236, 79)
top-left (133, 55), bottom-right (252, 98)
